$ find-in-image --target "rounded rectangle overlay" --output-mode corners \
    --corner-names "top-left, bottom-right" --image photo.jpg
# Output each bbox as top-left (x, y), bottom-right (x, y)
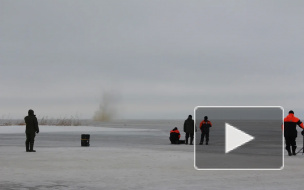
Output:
top-left (194, 106), bottom-right (284, 170)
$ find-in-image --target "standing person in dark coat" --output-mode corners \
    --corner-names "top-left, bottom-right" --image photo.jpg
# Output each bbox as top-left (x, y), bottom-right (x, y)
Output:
top-left (24, 109), bottom-right (39, 152)
top-left (184, 115), bottom-right (195, 145)
top-left (199, 116), bottom-right (212, 145)
top-left (283, 110), bottom-right (304, 156)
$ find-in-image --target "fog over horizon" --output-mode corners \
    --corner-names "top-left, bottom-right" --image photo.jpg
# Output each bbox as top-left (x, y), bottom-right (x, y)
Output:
top-left (1, 1), bottom-right (304, 120)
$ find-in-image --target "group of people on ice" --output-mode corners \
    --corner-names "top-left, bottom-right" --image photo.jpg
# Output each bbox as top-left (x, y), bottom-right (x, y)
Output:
top-left (169, 115), bottom-right (212, 145)
top-left (170, 111), bottom-right (304, 156)
top-left (23, 109), bottom-right (304, 156)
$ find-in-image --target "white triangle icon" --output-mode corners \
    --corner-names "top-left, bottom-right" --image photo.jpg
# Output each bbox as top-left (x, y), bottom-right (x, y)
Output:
top-left (225, 123), bottom-right (255, 154)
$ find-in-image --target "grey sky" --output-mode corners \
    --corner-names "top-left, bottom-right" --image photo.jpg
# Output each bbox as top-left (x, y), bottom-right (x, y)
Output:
top-left (1, 0), bottom-right (304, 119)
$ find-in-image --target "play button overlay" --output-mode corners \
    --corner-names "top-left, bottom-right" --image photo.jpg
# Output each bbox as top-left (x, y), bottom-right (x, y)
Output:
top-left (194, 106), bottom-right (284, 170)
top-left (225, 123), bottom-right (255, 153)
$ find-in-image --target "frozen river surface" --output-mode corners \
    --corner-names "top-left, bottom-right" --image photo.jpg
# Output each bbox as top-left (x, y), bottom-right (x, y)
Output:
top-left (0, 120), bottom-right (304, 190)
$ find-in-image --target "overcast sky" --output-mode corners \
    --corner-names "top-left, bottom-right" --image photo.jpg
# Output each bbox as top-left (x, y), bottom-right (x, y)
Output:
top-left (1, 0), bottom-right (304, 120)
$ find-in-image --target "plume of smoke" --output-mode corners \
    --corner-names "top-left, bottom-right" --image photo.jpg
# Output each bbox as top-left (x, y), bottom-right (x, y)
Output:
top-left (93, 91), bottom-right (120, 121)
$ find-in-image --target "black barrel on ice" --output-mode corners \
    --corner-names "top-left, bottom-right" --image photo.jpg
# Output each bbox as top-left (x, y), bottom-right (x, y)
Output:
top-left (81, 134), bottom-right (90, 146)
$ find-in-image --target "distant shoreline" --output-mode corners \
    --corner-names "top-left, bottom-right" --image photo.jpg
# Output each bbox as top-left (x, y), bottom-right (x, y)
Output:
top-left (0, 118), bottom-right (184, 126)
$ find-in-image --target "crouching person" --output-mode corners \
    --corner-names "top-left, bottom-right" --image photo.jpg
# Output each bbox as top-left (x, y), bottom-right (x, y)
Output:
top-left (24, 109), bottom-right (39, 152)
top-left (169, 127), bottom-right (185, 144)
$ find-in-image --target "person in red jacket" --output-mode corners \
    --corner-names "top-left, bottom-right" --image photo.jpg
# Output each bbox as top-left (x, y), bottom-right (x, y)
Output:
top-left (199, 116), bottom-right (212, 145)
top-left (283, 110), bottom-right (304, 156)
top-left (170, 127), bottom-right (182, 144)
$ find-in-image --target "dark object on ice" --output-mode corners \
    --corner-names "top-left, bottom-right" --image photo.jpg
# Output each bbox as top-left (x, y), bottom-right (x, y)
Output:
top-left (170, 127), bottom-right (184, 144)
top-left (199, 116), bottom-right (212, 145)
top-left (170, 128), bottom-right (180, 144)
top-left (24, 109), bottom-right (39, 152)
top-left (184, 115), bottom-right (194, 145)
top-left (81, 134), bottom-right (90, 146)
top-left (284, 111), bottom-right (304, 156)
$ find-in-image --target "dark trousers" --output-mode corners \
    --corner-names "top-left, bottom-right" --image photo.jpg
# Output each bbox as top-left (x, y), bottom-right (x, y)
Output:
top-left (169, 134), bottom-right (185, 144)
top-left (185, 133), bottom-right (194, 144)
top-left (169, 138), bottom-right (185, 144)
top-left (285, 136), bottom-right (296, 153)
top-left (26, 133), bottom-right (35, 144)
top-left (200, 131), bottom-right (209, 143)
top-left (25, 133), bottom-right (36, 151)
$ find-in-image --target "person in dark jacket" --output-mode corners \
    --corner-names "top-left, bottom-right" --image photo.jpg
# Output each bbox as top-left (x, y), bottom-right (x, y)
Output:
top-left (24, 109), bottom-right (39, 152)
top-left (184, 115), bottom-right (195, 145)
top-left (283, 110), bottom-right (304, 156)
top-left (170, 127), bottom-right (184, 144)
top-left (199, 116), bottom-right (212, 145)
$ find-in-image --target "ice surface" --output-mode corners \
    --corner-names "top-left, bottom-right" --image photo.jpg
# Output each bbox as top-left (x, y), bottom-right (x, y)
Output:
top-left (0, 123), bottom-right (304, 190)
